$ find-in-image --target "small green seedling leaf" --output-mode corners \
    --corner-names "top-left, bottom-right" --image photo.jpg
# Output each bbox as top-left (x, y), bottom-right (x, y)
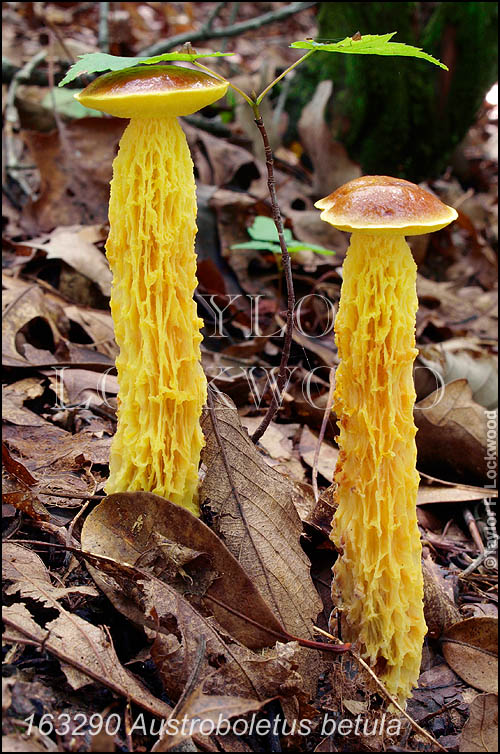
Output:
top-left (290, 33), bottom-right (448, 70)
top-left (58, 50), bottom-right (233, 87)
top-left (232, 216), bottom-right (336, 256)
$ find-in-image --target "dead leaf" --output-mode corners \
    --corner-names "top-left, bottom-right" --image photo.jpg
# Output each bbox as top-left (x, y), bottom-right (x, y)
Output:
top-left (418, 341), bottom-right (498, 410)
top-left (2, 284), bottom-right (67, 367)
top-left (80, 491), bottom-right (286, 649)
top-left (76, 535), bottom-right (305, 707)
top-left (459, 693), bottom-right (498, 752)
top-left (297, 80), bottom-right (361, 196)
top-left (415, 379), bottom-right (492, 484)
top-left (417, 484), bottom-right (497, 505)
top-left (298, 425), bottom-right (338, 483)
top-left (200, 392), bottom-right (323, 640)
top-left (442, 617), bottom-right (498, 693)
top-left (20, 225), bottom-right (112, 297)
top-left (422, 556), bottom-right (461, 639)
top-left (3, 424), bottom-right (111, 504)
top-left (21, 118), bottom-right (125, 234)
top-left (153, 686), bottom-right (267, 752)
top-left (2, 543), bottom-right (172, 719)
top-left (2, 378), bottom-right (47, 427)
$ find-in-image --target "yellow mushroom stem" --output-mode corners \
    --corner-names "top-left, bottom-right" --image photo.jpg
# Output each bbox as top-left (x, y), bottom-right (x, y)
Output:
top-left (104, 116), bottom-right (206, 515)
top-left (332, 231), bottom-right (427, 704)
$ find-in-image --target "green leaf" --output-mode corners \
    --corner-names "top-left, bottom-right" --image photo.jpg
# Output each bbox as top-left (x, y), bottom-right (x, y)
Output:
top-left (287, 242), bottom-right (335, 256)
top-left (290, 33), bottom-right (448, 70)
top-left (231, 240), bottom-right (280, 252)
top-left (58, 50), bottom-right (234, 87)
top-left (231, 217), bottom-right (336, 256)
top-left (247, 216), bottom-right (280, 242)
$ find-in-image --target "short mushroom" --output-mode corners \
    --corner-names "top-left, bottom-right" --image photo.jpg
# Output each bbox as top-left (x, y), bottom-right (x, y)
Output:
top-left (76, 66), bottom-right (228, 515)
top-left (315, 176), bottom-right (457, 703)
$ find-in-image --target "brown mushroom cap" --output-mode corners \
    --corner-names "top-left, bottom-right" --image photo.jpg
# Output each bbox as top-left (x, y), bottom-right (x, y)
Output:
top-left (75, 65), bottom-right (229, 119)
top-left (315, 175), bottom-right (457, 236)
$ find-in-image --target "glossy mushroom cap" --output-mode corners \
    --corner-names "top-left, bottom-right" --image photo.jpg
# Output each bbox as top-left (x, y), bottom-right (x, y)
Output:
top-left (75, 65), bottom-right (229, 118)
top-left (315, 175), bottom-right (458, 236)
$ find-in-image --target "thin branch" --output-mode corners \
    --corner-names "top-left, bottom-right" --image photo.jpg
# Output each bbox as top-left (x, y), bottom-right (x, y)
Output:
top-left (138, 2), bottom-right (318, 57)
top-left (250, 111), bottom-right (295, 444)
top-left (314, 625), bottom-right (448, 752)
top-left (205, 2), bottom-right (228, 31)
top-left (98, 1), bottom-right (110, 54)
top-left (312, 367), bottom-right (336, 501)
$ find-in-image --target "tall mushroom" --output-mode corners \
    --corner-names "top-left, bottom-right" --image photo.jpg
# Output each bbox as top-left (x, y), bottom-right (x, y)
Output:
top-left (76, 66), bottom-right (228, 515)
top-left (315, 176), bottom-right (457, 703)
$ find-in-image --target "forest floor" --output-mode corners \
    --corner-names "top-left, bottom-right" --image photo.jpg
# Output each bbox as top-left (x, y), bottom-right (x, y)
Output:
top-left (2, 3), bottom-right (498, 753)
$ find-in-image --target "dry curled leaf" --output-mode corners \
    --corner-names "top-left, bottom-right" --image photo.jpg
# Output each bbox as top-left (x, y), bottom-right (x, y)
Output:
top-left (80, 491), bottom-right (285, 649)
top-left (2, 544), bottom-right (172, 719)
top-left (459, 693), bottom-right (498, 752)
top-left (200, 392), bottom-right (323, 640)
top-left (415, 379), bottom-right (492, 484)
top-left (442, 617), bottom-right (498, 693)
top-left (79, 499), bottom-right (306, 706)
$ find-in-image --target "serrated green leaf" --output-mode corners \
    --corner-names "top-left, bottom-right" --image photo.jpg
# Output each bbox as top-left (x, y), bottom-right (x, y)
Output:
top-left (290, 33), bottom-right (448, 70)
top-left (58, 50), bottom-right (233, 87)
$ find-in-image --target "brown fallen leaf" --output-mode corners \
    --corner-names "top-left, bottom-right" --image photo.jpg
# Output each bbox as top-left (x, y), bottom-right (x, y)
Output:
top-left (417, 484), bottom-right (497, 505)
top-left (297, 79), bottom-right (361, 196)
top-left (153, 685), bottom-right (267, 752)
top-left (76, 533), bottom-right (306, 706)
top-left (459, 693), bottom-right (498, 752)
top-left (16, 225), bottom-right (111, 296)
top-left (2, 378), bottom-right (47, 427)
top-left (21, 118), bottom-right (125, 234)
top-left (415, 379), bottom-right (492, 484)
top-left (3, 424), bottom-right (110, 504)
top-left (200, 392), bottom-right (323, 641)
top-left (2, 543), bottom-right (172, 719)
top-left (442, 617), bottom-right (498, 693)
top-left (422, 556), bottom-right (462, 639)
top-left (298, 425), bottom-right (339, 483)
top-left (80, 491), bottom-right (286, 649)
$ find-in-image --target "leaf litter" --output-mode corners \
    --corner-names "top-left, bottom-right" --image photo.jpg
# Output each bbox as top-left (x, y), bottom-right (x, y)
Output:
top-left (2, 2), bottom-right (498, 751)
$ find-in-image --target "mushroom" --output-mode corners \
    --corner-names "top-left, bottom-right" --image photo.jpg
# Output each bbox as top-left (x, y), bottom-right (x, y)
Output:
top-left (76, 66), bottom-right (228, 515)
top-left (315, 176), bottom-right (457, 703)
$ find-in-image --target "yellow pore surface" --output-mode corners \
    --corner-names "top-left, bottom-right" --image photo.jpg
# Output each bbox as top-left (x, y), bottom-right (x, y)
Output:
top-left (331, 232), bottom-right (426, 703)
top-left (104, 116), bottom-right (206, 515)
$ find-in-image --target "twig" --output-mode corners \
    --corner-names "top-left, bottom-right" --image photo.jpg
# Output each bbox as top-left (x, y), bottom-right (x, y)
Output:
top-left (204, 2), bottom-right (228, 31)
top-left (462, 507), bottom-right (485, 553)
top-left (8, 537), bottom-right (351, 654)
top-left (313, 626), bottom-right (448, 752)
top-left (250, 110), bottom-right (295, 444)
top-left (98, 1), bottom-right (110, 53)
top-left (4, 48), bottom-right (47, 194)
top-left (312, 367), bottom-right (336, 501)
top-left (2, 616), bottom-right (173, 719)
top-left (138, 2), bottom-right (318, 57)
top-left (220, 3), bottom-right (240, 53)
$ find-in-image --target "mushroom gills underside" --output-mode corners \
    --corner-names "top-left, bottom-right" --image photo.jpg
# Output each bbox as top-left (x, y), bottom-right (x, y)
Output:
top-left (331, 232), bottom-right (427, 704)
top-left (105, 116), bottom-right (206, 515)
